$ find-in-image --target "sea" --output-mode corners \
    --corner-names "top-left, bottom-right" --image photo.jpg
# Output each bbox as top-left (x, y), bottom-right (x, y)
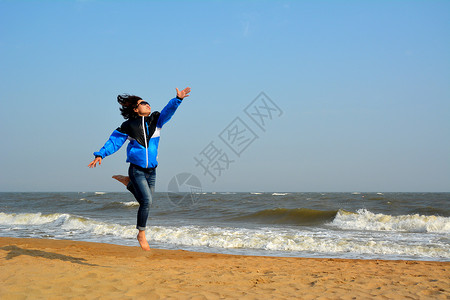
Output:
top-left (0, 192), bottom-right (449, 262)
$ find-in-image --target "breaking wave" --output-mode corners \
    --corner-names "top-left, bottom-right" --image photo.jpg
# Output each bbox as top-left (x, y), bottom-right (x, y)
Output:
top-left (1, 209), bottom-right (449, 260)
top-left (330, 209), bottom-right (450, 233)
top-left (231, 208), bottom-right (338, 225)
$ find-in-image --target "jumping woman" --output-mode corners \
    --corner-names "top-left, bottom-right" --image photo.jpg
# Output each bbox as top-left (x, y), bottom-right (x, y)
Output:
top-left (88, 87), bottom-right (191, 250)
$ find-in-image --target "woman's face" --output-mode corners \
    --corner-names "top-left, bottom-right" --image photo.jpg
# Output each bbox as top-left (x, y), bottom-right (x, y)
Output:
top-left (134, 99), bottom-right (151, 117)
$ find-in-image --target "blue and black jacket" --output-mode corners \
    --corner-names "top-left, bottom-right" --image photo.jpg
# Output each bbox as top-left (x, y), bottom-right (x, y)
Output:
top-left (93, 97), bottom-right (182, 169)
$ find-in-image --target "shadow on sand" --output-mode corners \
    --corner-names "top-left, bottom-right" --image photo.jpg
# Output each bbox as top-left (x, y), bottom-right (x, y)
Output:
top-left (0, 245), bottom-right (100, 267)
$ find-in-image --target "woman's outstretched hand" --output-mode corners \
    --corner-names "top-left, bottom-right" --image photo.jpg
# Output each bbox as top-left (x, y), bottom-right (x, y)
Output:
top-left (88, 157), bottom-right (102, 168)
top-left (176, 87), bottom-right (191, 99)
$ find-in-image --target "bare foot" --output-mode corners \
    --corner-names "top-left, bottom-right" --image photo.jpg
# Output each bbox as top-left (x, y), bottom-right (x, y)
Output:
top-left (137, 231), bottom-right (151, 251)
top-left (112, 175), bottom-right (130, 186)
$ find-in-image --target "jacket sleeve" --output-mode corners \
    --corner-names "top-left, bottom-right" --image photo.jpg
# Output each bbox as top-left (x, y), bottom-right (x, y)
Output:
top-left (156, 97), bottom-right (182, 128)
top-left (93, 129), bottom-right (128, 159)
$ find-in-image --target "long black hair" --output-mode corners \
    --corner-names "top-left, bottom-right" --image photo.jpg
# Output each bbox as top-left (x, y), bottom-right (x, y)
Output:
top-left (117, 94), bottom-right (142, 119)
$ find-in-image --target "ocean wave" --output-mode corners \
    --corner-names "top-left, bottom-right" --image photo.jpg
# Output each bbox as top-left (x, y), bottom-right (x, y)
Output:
top-left (330, 209), bottom-right (450, 233)
top-left (98, 201), bottom-right (140, 210)
top-left (120, 201), bottom-right (139, 207)
top-left (79, 198), bottom-right (93, 203)
top-left (0, 212), bottom-right (71, 225)
top-left (148, 225), bottom-right (449, 259)
top-left (0, 212), bottom-right (136, 238)
top-left (106, 201), bottom-right (139, 208)
top-left (0, 212), bottom-right (448, 260)
top-left (230, 208), bottom-right (338, 225)
top-left (60, 216), bottom-right (135, 238)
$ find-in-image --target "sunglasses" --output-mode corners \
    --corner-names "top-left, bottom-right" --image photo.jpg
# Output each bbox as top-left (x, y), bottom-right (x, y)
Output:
top-left (137, 101), bottom-right (150, 107)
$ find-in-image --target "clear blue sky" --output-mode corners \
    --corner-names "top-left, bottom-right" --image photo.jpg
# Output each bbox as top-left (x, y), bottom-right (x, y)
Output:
top-left (1, 0), bottom-right (449, 192)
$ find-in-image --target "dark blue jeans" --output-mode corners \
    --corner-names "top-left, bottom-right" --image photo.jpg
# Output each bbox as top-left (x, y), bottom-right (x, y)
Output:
top-left (128, 164), bottom-right (156, 231)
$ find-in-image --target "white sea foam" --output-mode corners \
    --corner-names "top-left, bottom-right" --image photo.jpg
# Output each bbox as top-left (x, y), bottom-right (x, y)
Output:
top-left (0, 212), bottom-right (136, 239)
top-left (60, 217), bottom-right (136, 238)
top-left (147, 225), bottom-right (449, 259)
top-left (1, 211), bottom-right (449, 260)
top-left (120, 201), bottom-right (139, 207)
top-left (330, 209), bottom-right (450, 233)
top-left (0, 212), bottom-right (70, 225)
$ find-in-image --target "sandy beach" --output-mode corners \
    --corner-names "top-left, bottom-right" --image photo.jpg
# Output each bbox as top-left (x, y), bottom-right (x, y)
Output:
top-left (0, 237), bottom-right (448, 299)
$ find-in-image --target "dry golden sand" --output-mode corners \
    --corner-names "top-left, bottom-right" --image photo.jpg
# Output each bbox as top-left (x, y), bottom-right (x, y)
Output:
top-left (0, 237), bottom-right (448, 299)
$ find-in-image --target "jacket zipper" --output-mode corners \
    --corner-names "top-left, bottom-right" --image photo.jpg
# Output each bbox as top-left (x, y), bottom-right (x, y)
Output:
top-left (142, 116), bottom-right (149, 168)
